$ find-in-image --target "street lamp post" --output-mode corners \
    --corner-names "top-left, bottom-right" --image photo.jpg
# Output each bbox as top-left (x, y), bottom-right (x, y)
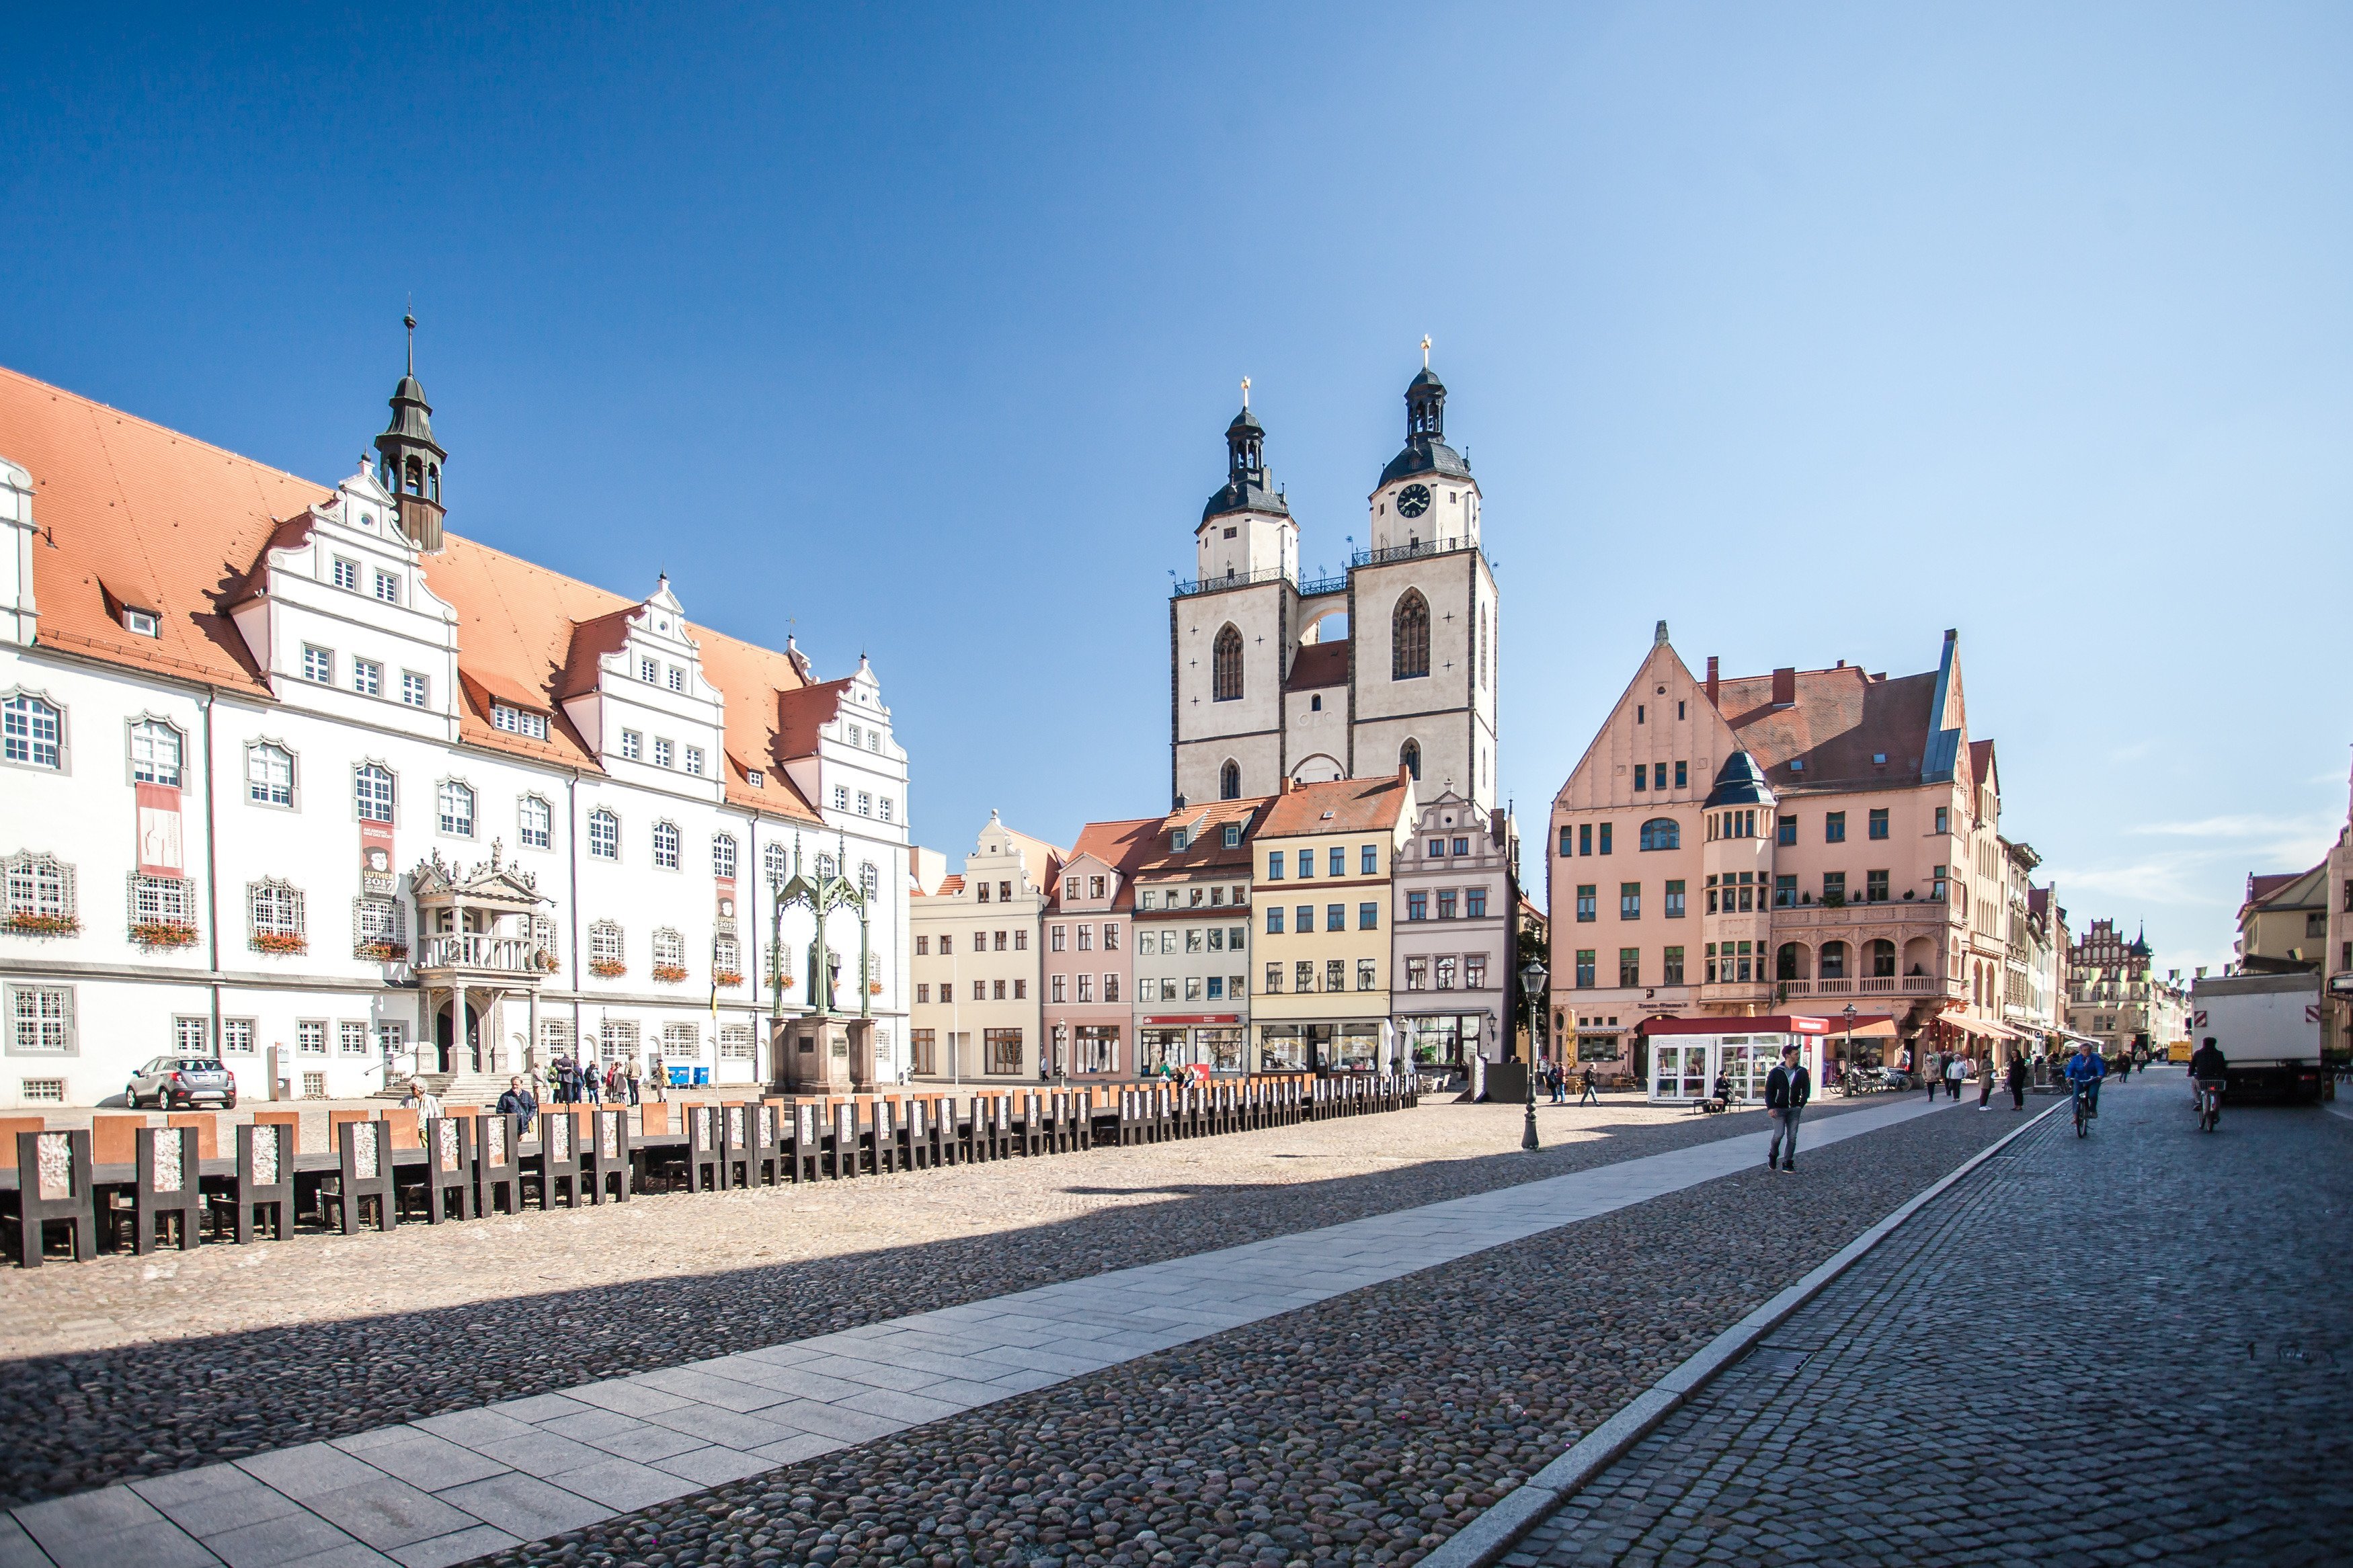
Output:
top-left (1520, 956), bottom-right (1548, 1152)
top-left (1842, 1002), bottom-right (1857, 1091)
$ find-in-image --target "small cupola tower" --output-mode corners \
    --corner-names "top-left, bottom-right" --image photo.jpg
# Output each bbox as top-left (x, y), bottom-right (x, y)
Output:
top-left (1193, 378), bottom-right (1298, 587)
top-left (373, 313), bottom-right (448, 553)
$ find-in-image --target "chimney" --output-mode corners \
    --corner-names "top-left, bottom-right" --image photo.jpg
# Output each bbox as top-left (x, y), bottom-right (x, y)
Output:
top-left (1771, 666), bottom-right (1796, 706)
top-left (1397, 763), bottom-right (1414, 784)
top-left (1279, 777), bottom-right (1295, 795)
top-left (1704, 656), bottom-right (1719, 706)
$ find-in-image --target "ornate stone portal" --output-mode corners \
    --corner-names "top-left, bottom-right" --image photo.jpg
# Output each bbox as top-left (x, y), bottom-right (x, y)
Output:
top-left (768, 835), bottom-right (876, 1094)
top-left (408, 842), bottom-right (553, 1077)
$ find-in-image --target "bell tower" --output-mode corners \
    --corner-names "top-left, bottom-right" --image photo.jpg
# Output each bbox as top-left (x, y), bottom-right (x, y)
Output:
top-left (373, 314), bottom-right (448, 553)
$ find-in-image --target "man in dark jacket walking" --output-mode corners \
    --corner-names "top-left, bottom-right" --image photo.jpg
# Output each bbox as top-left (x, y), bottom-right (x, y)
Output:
top-left (2005, 1051), bottom-right (2028, 1110)
top-left (497, 1075), bottom-right (539, 1136)
top-left (1765, 1044), bottom-right (1810, 1171)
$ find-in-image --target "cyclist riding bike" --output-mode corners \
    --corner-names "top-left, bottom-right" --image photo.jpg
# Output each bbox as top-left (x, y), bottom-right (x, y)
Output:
top-left (2188, 1036), bottom-right (2228, 1127)
top-left (2063, 1041), bottom-right (2107, 1122)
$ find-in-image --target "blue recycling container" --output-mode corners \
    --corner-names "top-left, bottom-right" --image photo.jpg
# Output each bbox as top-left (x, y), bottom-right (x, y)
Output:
top-left (668, 1066), bottom-right (690, 1087)
top-left (693, 1067), bottom-right (711, 1086)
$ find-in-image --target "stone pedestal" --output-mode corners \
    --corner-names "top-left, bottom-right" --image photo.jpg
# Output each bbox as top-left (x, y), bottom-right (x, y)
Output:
top-left (774, 1016), bottom-right (877, 1095)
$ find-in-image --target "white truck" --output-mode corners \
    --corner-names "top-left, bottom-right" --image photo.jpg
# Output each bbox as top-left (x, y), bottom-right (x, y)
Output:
top-left (2188, 972), bottom-right (2325, 1104)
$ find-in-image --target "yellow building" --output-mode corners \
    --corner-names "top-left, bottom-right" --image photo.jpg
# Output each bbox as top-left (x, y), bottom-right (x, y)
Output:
top-left (1247, 772), bottom-right (1414, 1073)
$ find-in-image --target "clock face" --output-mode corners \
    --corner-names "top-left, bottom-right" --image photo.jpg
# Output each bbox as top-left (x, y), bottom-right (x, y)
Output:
top-left (1396, 483), bottom-right (1432, 518)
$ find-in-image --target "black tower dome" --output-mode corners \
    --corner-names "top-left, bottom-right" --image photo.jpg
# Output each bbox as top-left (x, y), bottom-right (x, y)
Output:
top-left (1380, 361), bottom-right (1472, 487)
top-left (373, 313), bottom-right (448, 552)
top-left (1202, 394), bottom-right (1289, 524)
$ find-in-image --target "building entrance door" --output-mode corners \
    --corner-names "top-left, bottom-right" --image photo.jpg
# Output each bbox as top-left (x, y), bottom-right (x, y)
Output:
top-left (1651, 1040), bottom-right (1708, 1101)
top-left (434, 1001), bottom-right (482, 1073)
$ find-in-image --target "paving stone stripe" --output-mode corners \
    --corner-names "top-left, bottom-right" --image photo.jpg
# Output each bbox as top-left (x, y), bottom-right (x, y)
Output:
top-left (5, 1097), bottom-right (1940, 1567)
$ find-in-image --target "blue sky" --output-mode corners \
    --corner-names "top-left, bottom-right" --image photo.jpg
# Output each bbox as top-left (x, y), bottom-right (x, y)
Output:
top-left (5, 3), bottom-right (2348, 973)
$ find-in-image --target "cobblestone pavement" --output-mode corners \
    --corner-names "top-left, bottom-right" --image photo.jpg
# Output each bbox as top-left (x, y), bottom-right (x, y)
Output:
top-left (1513, 1071), bottom-right (2353, 1568)
top-left (433, 1099), bottom-right (2011, 1567)
top-left (2, 1096), bottom-right (1894, 1503)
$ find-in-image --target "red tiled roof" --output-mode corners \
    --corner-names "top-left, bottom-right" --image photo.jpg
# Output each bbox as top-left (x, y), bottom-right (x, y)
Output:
top-left (1284, 641), bottom-right (1349, 692)
top-left (1133, 797), bottom-right (1269, 877)
top-left (1049, 817), bottom-right (1164, 913)
top-left (0, 362), bottom-right (825, 823)
top-left (1713, 665), bottom-right (1940, 790)
top-left (1252, 772), bottom-right (1412, 839)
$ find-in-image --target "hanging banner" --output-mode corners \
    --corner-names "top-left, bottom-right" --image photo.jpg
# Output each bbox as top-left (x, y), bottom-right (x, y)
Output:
top-left (360, 820), bottom-right (397, 896)
top-left (135, 782), bottom-right (184, 876)
top-left (715, 874), bottom-right (737, 929)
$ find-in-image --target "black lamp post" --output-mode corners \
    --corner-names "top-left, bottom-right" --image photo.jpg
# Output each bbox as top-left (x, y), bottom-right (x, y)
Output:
top-left (1842, 1002), bottom-right (1857, 1089)
top-left (1520, 956), bottom-right (1548, 1152)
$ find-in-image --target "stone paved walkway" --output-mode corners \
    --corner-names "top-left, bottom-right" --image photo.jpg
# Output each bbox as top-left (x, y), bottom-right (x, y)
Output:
top-left (0, 1099), bottom-right (1941, 1567)
top-left (1510, 1071), bottom-right (2353, 1567)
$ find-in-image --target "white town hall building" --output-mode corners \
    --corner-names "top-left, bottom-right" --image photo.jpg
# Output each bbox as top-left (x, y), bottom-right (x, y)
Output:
top-left (0, 349), bottom-right (910, 1108)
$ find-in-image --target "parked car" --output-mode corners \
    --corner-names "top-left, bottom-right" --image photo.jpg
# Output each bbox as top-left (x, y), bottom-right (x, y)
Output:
top-left (126, 1057), bottom-right (237, 1109)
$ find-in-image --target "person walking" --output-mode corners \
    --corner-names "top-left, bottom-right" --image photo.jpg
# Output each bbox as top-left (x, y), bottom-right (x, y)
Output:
top-left (496, 1074), bottom-right (539, 1136)
top-left (625, 1057), bottom-right (642, 1106)
top-left (1579, 1068), bottom-right (1601, 1107)
top-left (1946, 1053), bottom-right (1966, 1104)
top-left (581, 1057), bottom-right (602, 1105)
top-left (2005, 1050), bottom-right (2028, 1110)
top-left (649, 1053), bottom-right (668, 1102)
top-left (404, 1077), bottom-right (444, 1123)
top-left (1978, 1053), bottom-right (1995, 1109)
top-left (1765, 1044), bottom-right (1810, 1171)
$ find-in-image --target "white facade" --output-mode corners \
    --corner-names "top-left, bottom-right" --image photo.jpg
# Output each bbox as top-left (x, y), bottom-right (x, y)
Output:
top-left (0, 400), bottom-right (910, 1108)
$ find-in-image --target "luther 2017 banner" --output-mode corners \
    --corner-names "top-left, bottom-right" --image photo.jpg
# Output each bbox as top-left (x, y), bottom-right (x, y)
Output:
top-left (135, 781), bottom-right (184, 876)
top-left (361, 820), bottom-right (396, 896)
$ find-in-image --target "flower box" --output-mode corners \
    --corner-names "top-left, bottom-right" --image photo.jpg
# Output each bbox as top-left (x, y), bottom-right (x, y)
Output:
top-left (251, 931), bottom-right (308, 955)
top-left (130, 919), bottom-right (199, 950)
top-left (869, 981), bottom-right (884, 995)
top-left (5, 913), bottom-right (81, 938)
top-left (713, 970), bottom-right (744, 989)
top-left (355, 940), bottom-right (409, 962)
top-left (651, 963), bottom-right (689, 985)
top-left (532, 948), bottom-right (561, 973)
top-left (589, 959), bottom-right (627, 979)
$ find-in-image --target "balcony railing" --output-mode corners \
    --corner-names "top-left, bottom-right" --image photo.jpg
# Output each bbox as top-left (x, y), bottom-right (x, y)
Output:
top-left (1783, 975), bottom-right (1942, 997)
top-left (1172, 565), bottom-right (1288, 597)
top-left (1351, 538), bottom-right (1492, 569)
top-left (416, 932), bottom-right (544, 976)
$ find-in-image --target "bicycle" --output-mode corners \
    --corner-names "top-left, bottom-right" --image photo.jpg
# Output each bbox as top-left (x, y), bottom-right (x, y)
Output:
top-left (2072, 1080), bottom-right (2094, 1137)
top-left (2193, 1077), bottom-right (2223, 1133)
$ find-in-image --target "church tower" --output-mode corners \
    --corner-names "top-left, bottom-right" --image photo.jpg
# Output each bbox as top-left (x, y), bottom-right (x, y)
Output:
top-left (373, 314), bottom-right (448, 552)
top-left (1169, 349), bottom-right (1501, 816)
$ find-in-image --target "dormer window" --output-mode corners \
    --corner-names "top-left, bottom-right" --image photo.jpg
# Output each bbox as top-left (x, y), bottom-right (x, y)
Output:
top-left (847, 724), bottom-right (861, 747)
top-left (331, 557), bottom-right (360, 592)
top-left (747, 768), bottom-right (764, 788)
top-left (1172, 829), bottom-right (1190, 851)
top-left (668, 666), bottom-right (685, 693)
top-left (491, 704), bottom-right (549, 740)
top-left (639, 657), bottom-right (658, 684)
top-left (374, 571), bottom-right (401, 605)
top-left (122, 608), bottom-right (158, 638)
top-left (1223, 825), bottom-right (1240, 848)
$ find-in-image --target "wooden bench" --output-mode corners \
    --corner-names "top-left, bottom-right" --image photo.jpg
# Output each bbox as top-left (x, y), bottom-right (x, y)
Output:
top-left (9, 1128), bottom-right (95, 1265)
top-left (318, 1120), bottom-right (395, 1234)
top-left (475, 1113), bottom-right (522, 1214)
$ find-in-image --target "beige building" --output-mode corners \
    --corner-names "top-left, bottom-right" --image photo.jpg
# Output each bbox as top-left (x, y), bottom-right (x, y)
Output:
top-left (2067, 918), bottom-right (2186, 1057)
top-left (908, 812), bottom-right (1063, 1079)
top-left (1248, 772), bottom-right (1414, 1072)
top-left (1546, 624), bottom-right (2024, 1083)
top-left (2236, 866), bottom-right (2329, 973)
top-left (1130, 796), bottom-right (1268, 1075)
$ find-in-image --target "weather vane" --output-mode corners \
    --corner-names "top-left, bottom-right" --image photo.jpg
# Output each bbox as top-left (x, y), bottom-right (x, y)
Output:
top-left (1240, 375), bottom-right (1250, 410)
top-left (1421, 334), bottom-right (1431, 368)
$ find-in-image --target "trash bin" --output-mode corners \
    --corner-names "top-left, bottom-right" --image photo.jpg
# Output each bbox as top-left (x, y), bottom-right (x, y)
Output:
top-left (668, 1066), bottom-right (690, 1088)
top-left (692, 1067), bottom-right (711, 1087)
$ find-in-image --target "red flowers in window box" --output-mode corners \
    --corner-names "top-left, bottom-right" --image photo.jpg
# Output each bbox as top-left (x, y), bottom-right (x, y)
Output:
top-left (355, 939), bottom-right (409, 962)
top-left (713, 970), bottom-right (744, 989)
top-left (589, 958), bottom-right (627, 979)
top-left (130, 919), bottom-right (198, 949)
top-left (651, 962), bottom-right (689, 984)
top-left (6, 912), bottom-right (81, 937)
top-left (251, 932), bottom-right (308, 955)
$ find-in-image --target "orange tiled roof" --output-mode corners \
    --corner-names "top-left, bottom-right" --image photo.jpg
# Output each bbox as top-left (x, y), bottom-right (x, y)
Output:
top-left (1133, 796), bottom-right (1270, 877)
top-left (1049, 817), bottom-right (1164, 913)
top-left (1252, 773), bottom-right (1412, 839)
top-left (0, 362), bottom-right (825, 823)
top-left (1714, 665), bottom-right (1942, 790)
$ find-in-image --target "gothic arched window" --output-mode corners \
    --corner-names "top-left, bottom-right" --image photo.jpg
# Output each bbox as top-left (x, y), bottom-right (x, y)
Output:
top-left (1392, 591), bottom-right (1430, 680)
top-left (1400, 739), bottom-right (1421, 781)
top-left (1212, 624), bottom-right (1244, 702)
top-left (1220, 760), bottom-right (1240, 800)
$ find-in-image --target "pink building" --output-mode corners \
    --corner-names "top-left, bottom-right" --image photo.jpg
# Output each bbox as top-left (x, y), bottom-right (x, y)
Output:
top-left (1548, 624), bottom-right (2020, 1097)
top-left (1041, 817), bottom-right (1159, 1079)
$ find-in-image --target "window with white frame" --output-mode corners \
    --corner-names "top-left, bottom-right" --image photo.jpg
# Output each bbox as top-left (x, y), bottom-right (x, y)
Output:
top-left (128, 719), bottom-right (183, 786)
top-left (867, 729), bottom-right (881, 753)
top-left (296, 1020), bottom-right (326, 1055)
top-left (667, 665), bottom-right (685, 693)
top-left (376, 1021), bottom-right (405, 1059)
top-left (352, 659), bottom-right (382, 697)
top-left (438, 780), bottom-right (476, 837)
top-left (588, 809), bottom-right (619, 860)
top-left (122, 607), bottom-right (158, 636)
top-left (541, 1018), bottom-right (575, 1057)
top-left (355, 764), bottom-right (395, 823)
top-left (302, 645), bottom-right (333, 683)
top-left (715, 934), bottom-right (740, 979)
top-left (653, 738), bottom-right (674, 769)
top-left (859, 862), bottom-right (879, 900)
top-left (374, 569), bottom-right (401, 604)
top-left (652, 927), bottom-right (685, 968)
top-left (719, 1023), bottom-right (754, 1059)
top-left (401, 671), bottom-right (429, 707)
top-left (589, 920), bottom-right (624, 970)
top-left (340, 1021), bottom-right (370, 1056)
top-left (684, 745), bottom-right (703, 776)
top-left (247, 742), bottom-right (294, 807)
top-left (174, 1016), bottom-right (208, 1055)
top-left (249, 880), bottom-right (305, 946)
top-left (8, 985), bottom-right (73, 1055)
top-left (712, 833), bottom-right (737, 878)
top-left (353, 896), bottom-right (405, 954)
top-left (652, 821), bottom-right (680, 870)
top-left (518, 794), bottom-right (552, 850)
top-left (857, 791), bottom-right (872, 817)
top-left (662, 1021), bottom-right (700, 1059)
top-left (762, 841), bottom-right (787, 886)
top-left (621, 731), bottom-right (642, 761)
top-left (129, 872), bottom-right (195, 934)
top-left (492, 704), bottom-right (549, 739)
top-left (3, 694), bottom-right (63, 770)
top-left (598, 1018), bottom-right (638, 1062)
top-left (223, 1018), bottom-right (256, 1055)
top-left (639, 656), bottom-right (658, 684)
top-left (4, 853), bottom-right (75, 927)
top-left (331, 556), bottom-right (360, 591)
top-left (879, 796), bottom-right (894, 823)
top-left (846, 724), bottom-right (861, 747)
top-left (832, 785), bottom-right (848, 811)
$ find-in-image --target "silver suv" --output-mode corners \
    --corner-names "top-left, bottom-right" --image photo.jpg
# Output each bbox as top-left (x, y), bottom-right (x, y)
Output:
top-left (126, 1057), bottom-right (237, 1110)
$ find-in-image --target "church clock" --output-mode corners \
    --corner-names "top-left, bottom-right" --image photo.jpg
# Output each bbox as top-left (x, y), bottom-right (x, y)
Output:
top-left (1396, 482), bottom-right (1432, 518)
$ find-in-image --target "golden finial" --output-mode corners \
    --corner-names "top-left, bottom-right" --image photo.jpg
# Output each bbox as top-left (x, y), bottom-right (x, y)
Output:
top-left (1240, 375), bottom-right (1250, 410)
top-left (1421, 335), bottom-right (1431, 368)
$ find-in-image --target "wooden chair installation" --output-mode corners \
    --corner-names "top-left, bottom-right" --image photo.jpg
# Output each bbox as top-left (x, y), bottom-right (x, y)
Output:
top-left (907, 1096), bottom-right (934, 1170)
top-left (789, 1101), bottom-right (820, 1183)
top-left (319, 1120), bottom-right (396, 1235)
top-left (535, 1109), bottom-right (584, 1208)
top-left (720, 1103), bottom-right (755, 1189)
top-left (746, 1102), bottom-right (779, 1188)
top-left (417, 1116), bottom-right (474, 1223)
top-left (828, 1100), bottom-right (858, 1180)
top-left (1013, 1091), bottom-right (1038, 1156)
top-left (684, 1104), bottom-right (725, 1192)
top-left (475, 1113), bottom-right (521, 1215)
top-left (221, 1120), bottom-right (295, 1244)
top-left (588, 1106), bottom-right (633, 1203)
top-left (10, 1128), bottom-right (95, 1266)
top-left (125, 1124), bottom-right (205, 1254)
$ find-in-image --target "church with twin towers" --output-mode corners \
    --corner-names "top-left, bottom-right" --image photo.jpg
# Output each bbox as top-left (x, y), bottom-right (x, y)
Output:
top-left (1168, 349), bottom-right (1500, 814)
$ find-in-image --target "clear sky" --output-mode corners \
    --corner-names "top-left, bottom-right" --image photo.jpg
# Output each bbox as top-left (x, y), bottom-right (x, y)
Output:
top-left (6, 3), bottom-right (2348, 975)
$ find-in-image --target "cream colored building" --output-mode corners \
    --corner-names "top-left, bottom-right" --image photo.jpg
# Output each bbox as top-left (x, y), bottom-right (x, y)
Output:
top-left (908, 812), bottom-right (1062, 1079)
top-left (1248, 772), bottom-right (1414, 1072)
